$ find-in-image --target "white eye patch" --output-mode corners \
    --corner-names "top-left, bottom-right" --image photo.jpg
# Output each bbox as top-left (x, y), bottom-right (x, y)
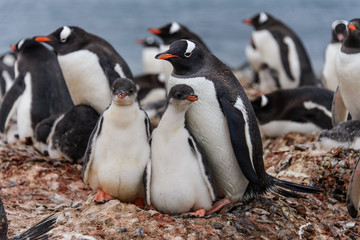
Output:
top-left (259, 12), bottom-right (268, 24)
top-left (260, 95), bottom-right (268, 107)
top-left (184, 40), bottom-right (196, 57)
top-left (18, 39), bottom-right (25, 50)
top-left (169, 22), bottom-right (181, 34)
top-left (60, 26), bottom-right (71, 42)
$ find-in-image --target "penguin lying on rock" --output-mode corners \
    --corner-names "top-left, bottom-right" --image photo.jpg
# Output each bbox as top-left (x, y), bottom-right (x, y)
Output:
top-left (83, 78), bottom-right (151, 204)
top-left (147, 84), bottom-right (216, 217)
top-left (156, 39), bottom-right (321, 212)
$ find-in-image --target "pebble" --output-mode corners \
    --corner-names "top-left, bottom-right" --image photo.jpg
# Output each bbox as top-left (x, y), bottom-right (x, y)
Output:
top-left (252, 208), bottom-right (270, 215)
top-left (304, 223), bottom-right (315, 232)
top-left (131, 227), bottom-right (145, 238)
top-left (118, 227), bottom-right (127, 233)
top-left (328, 198), bottom-right (337, 204)
top-left (338, 160), bottom-right (346, 168)
top-left (278, 230), bottom-right (293, 240)
top-left (345, 222), bottom-right (356, 228)
top-left (71, 201), bottom-right (82, 208)
top-left (213, 222), bottom-right (224, 229)
top-left (330, 160), bottom-right (338, 168)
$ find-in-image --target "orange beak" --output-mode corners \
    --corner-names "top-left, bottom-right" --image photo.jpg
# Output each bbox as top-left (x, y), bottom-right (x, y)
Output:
top-left (156, 53), bottom-right (179, 60)
top-left (148, 28), bottom-right (161, 34)
top-left (35, 36), bottom-right (52, 42)
top-left (10, 45), bottom-right (16, 51)
top-left (243, 19), bottom-right (253, 25)
top-left (349, 23), bottom-right (356, 31)
top-left (186, 95), bottom-right (198, 101)
top-left (117, 93), bottom-right (127, 99)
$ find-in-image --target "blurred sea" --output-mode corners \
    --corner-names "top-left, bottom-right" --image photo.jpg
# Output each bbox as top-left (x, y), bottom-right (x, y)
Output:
top-left (0, 0), bottom-right (359, 76)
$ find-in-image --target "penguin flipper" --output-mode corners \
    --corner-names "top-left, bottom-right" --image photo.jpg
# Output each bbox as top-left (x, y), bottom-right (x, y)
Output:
top-left (331, 86), bottom-right (348, 126)
top-left (144, 159), bottom-right (152, 206)
top-left (82, 116), bottom-right (103, 183)
top-left (346, 157), bottom-right (360, 218)
top-left (272, 32), bottom-right (294, 81)
top-left (0, 77), bottom-right (25, 132)
top-left (219, 97), bottom-right (259, 184)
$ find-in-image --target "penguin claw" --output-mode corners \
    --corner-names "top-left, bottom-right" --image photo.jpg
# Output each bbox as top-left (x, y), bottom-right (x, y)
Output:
top-left (93, 188), bottom-right (113, 204)
top-left (183, 208), bottom-right (206, 218)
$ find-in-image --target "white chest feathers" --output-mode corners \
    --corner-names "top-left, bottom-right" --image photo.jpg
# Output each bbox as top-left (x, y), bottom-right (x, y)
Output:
top-left (142, 47), bottom-right (162, 74)
top-left (17, 72), bottom-right (33, 140)
top-left (322, 43), bottom-right (341, 91)
top-left (58, 50), bottom-right (111, 113)
top-left (149, 106), bottom-right (215, 215)
top-left (86, 103), bottom-right (150, 202)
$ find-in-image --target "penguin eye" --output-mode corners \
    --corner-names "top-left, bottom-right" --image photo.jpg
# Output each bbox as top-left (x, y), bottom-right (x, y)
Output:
top-left (60, 38), bottom-right (67, 43)
top-left (184, 52), bottom-right (192, 57)
top-left (176, 93), bottom-right (182, 98)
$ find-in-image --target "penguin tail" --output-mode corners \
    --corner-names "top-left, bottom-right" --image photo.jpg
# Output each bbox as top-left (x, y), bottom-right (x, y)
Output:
top-left (270, 175), bottom-right (322, 198)
top-left (10, 214), bottom-right (57, 240)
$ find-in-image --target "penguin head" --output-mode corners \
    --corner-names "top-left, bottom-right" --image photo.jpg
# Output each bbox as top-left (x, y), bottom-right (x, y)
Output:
top-left (167, 84), bottom-right (198, 111)
top-left (148, 22), bottom-right (188, 44)
top-left (243, 12), bottom-right (274, 29)
top-left (111, 78), bottom-right (137, 106)
top-left (251, 92), bottom-right (283, 124)
top-left (155, 39), bottom-right (207, 75)
top-left (136, 36), bottom-right (160, 48)
top-left (331, 20), bottom-right (348, 43)
top-left (34, 26), bottom-right (88, 54)
top-left (10, 38), bottom-right (43, 52)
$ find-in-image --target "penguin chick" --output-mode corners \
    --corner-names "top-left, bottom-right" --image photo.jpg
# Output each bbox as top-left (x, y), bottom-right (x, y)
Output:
top-left (83, 78), bottom-right (151, 204)
top-left (147, 84), bottom-right (215, 217)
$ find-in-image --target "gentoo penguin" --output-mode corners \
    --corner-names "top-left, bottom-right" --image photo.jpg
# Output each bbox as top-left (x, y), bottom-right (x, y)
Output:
top-left (322, 20), bottom-right (348, 91)
top-left (34, 113), bottom-right (61, 156)
top-left (318, 120), bottom-right (360, 150)
top-left (83, 78), bottom-right (151, 203)
top-left (148, 22), bottom-right (209, 86)
top-left (0, 52), bottom-right (16, 100)
top-left (156, 39), bottom-right (321, 209)
top-left (35, 26), bottom-right (133, 114)
top-left (147, 84), bottom-right (215, 217)
top-left (256, 63), bottom-right (280, 92)
top-left (0, 198), bottom-right (56, 239)
top-left (244, 38), bottom-right (262, 84)
top-left (347, 156), bottom-right (360, 218)
top-left (0, 39), bottom-right (73, 141)
top-left (243, 12), bottom-right (320, 89)
top-left (251, 86), bottom-right (334, 137)
top-left (332, 19), bottom-right (360, 126)
top-left (134, 73), bottom-right (166, 106)
top-left (136, 36), bottom-right (162, 74)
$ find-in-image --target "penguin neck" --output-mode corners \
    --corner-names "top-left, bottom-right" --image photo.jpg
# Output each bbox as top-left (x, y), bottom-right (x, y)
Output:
top-left (342, 34), bottom-right (360, 54)
top-left (157, 104), bottom-right (187, 131)
top-left (108, 101), bottom-right (140, 122)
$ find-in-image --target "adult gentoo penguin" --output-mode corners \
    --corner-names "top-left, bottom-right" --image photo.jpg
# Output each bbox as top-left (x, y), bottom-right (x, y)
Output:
top-left (347, 156), bottom-right (360, 218)
top-left (35, 26), bottom-right (133, 114)
top-left (155, 39), bottom-right (320, 209)
top-left (147, 84), bottom-right (215, 217)
top-left (83, 78), bottom-right (151, 204)
top-left (322, 20), bottom-right (348, 91)
top-left (0, 39), bottom-right (73, 141)
top-left (332, 19), bottom-right (360, 126)
top-left (243, 12), bottom-right (320, 89)
top-left (251, 86), bottom-right (334, 137)
top-left (0, 51), bottom-right (16, 100)
top-left (136, 36), bottom-right (162, 74)
top-left (0, 198), bottom-right (57, 239)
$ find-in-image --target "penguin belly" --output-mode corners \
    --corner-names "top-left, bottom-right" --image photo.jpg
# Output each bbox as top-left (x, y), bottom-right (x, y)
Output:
top-left (17, 72), bottom-right (33, 139)
top-left (150, 129), bottom-right (213, 215)
top-left (88, 110), bottom-right (150, 202)
top-left (260, 120), bottom-right (322, 137)
top-left (143, 47), bottom-right (162, 74)
top-left (336, 51), bottom-right (360, 120)
top-left (322, 43), bottom-right (341, 91)
top-left (58, 50), bottom-right (111, 113)
top-left (160, 45), bottom-right (173, 86)
top-left (168, 76), bottom-right (249, 202)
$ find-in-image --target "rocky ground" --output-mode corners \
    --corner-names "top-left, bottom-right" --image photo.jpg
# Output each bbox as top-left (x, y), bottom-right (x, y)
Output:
top-left (1, 75), bottom-right (360, 240)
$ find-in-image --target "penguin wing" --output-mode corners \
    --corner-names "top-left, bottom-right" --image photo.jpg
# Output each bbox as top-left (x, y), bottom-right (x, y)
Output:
top-left (142, 109), bottom-right (153, 140)
top-left (97, 55), bottom-right (122, 87)
top-left (331, 86), bottom-right (348, 126)
top-left (144, 159), bottom-right (152, 206)
top-left (82, 116), bottom-right (104, 183)
top-left (347, 157), bottom-right (360, 218)
top-left (188, 135), bottom-right (216, 201)
top-left (0, 76), bottom-right (25, 132)
top-left (272, 32), bottom-right (294, 81)
top-left (219, 97), bottom-right (259, 184)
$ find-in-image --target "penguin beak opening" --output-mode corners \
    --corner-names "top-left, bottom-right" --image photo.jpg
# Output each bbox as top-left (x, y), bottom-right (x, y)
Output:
top-left (34, 36), bottom-right (52, 42)
top-left (155, 53), bottom-right (179, 60)
top-left (243, 19), bottom-right (253, 25)
top-left (186, 95), bottom-right (198, 102)
top-left (10, 45), bottom-right (16, 51)
top-left (148, 28), bottom-right (161, 34)
top-left (117, 92), bottom-right (127, 99)
top-left (348, 24), bottom-right (356, 31)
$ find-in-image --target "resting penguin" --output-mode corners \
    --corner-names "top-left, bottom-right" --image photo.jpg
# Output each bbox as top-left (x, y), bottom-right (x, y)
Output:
top-left (0, 198), bottom-right (57, 240)
top-left (243, 12), bottom-right (320, 89)
top-left (347, 155), bottom-right (360, 218)
top-left (148, 22), bottom-right (210, 86)
top-left (147, 84), bottom-right (216, 217)
top-left (0, 51), bottom-right (16, 100)
top-left (155, 39), bottom-right (321, 211)
top-left (83, 78), bottom-right (151, 204)
top-left (34, 26), bottom-right (133, 114)
top-left (322, 20), bottom-right (348, 91)
top-left (318, 120), bottom-right (360, 150)
top-left (0, 39), bottom-right (73, 141)
top-left (251, 86), bottom-right (334, 137)
top-left (332, 19), bottom-right (360, 126)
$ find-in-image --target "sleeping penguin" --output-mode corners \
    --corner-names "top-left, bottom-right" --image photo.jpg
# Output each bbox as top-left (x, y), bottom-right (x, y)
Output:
top-left (147, 84), bottom-right (215, 217)
top-left (83, 78), bottom-right (151, 204)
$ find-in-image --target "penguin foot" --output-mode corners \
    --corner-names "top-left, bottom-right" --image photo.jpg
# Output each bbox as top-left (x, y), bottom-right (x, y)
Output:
top-left (184, 208), bottom-right (206, 218)
top-left (206, 198), bottom-right (231, 214)
top-left (93, 188), bottom-right (113, 204)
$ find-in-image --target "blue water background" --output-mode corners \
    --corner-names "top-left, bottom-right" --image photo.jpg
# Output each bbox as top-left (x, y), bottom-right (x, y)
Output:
top-left (0, 0), bottom-right (359, 76)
